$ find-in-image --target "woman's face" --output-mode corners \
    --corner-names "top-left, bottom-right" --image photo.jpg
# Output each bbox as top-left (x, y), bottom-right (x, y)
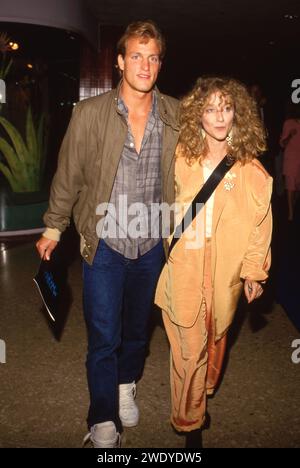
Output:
top-left (201, 91), bottom-right (234, 143)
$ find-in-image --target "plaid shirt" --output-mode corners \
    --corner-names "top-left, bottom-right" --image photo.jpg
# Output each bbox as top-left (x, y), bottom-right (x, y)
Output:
top-left (103, 91), bottom-right (163, 259)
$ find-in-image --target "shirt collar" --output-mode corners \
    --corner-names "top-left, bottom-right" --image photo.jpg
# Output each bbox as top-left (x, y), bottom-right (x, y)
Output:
top-left (117, 89), bottom-right (158, 119)
top-left (113, 80), bottom-right (179, 130)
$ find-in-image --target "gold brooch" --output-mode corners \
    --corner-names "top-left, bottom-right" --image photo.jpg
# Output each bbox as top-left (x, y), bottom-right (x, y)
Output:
top-left (224, 171), bottom-right (236, 191)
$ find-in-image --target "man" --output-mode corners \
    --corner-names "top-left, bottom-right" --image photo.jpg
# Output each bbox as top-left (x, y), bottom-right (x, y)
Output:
top-left (36, 20), bottom-right (179, 448)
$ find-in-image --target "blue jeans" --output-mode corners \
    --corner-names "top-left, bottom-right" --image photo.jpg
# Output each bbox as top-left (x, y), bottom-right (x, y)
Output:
top-left (83, 240), bottom-right (164, 430)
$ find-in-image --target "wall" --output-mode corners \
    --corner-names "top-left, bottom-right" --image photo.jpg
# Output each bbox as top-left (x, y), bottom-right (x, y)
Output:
top-left (0, 0), bottom-right (97, 45)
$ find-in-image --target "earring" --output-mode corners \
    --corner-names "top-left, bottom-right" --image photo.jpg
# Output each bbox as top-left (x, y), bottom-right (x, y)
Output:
top-left (226, 130), bottom-right (233, 147)
top-left (201, 128), bottom-right (206, 139)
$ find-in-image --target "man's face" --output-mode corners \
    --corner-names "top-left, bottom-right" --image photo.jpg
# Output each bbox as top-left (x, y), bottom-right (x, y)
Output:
top-left (118, 37), bottom-right (161, 94)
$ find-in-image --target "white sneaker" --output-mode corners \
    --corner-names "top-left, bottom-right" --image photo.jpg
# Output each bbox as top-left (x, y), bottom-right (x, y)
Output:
top-left (83, 421), bottom-right (121, 448)
top-left (119, 381), bottom-right (139, 427)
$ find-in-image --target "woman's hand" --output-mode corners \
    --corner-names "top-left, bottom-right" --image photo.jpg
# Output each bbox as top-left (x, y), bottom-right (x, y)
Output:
top-left (244, 279), bottom-right (264, 303)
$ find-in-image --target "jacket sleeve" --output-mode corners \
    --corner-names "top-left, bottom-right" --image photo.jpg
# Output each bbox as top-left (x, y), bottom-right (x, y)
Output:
top-left (240, 175), bottom-right (273, 282)
top-left (43, 103), bottom-right (87, 233)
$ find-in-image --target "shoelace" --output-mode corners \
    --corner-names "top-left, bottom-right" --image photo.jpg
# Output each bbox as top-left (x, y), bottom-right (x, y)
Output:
top-left (82, 431), bottom-right (121, 448)
top-left (82, 432), bottom-right (91, 448)
top-left (120, 383), bottom-right (136, 409)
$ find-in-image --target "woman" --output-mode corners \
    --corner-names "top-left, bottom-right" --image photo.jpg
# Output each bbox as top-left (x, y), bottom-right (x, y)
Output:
top-left (279, 105), bottom-right (300, 221)
top-left (155, 77), bottom-right (272, 447)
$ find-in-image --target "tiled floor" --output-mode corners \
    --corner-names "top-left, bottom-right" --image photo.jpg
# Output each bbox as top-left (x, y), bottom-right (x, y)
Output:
top-left (0, 236), bottom-right (299, 448)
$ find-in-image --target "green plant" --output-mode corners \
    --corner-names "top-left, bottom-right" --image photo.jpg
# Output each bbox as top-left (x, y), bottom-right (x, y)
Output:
top-left (0, 32), bottom-right (13, 80)
top-left (0, 57), bottom-right (12, 81)
top-left (0, 107), bottom-right (47, 192)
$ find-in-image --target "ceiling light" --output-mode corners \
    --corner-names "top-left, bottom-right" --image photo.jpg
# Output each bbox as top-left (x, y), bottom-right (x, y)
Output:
top-left (9, 42), bottom-right (19, 50)
top-left (284, 14), bottom-right (298, 20)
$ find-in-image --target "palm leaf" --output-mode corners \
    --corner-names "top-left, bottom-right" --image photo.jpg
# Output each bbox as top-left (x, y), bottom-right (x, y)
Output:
top-left (37, 113), bottom-right (46, 183)
top-left (0, 161), bottom-right (23, 191)
top-left (0, 116), bottom-right (29, 163)
top-left (0, 137), bottom-right (21, 174)
top-left (4, 58), bottom-right (12, 77)
top-left (0, 126), bottom-right (32, 191)
top-left (37, 113), bottom-right (45, 159)
top-left (0, 58), bottom-right (12, 80)
top-left (0, 107), bottom-right (47, 192)
top-left (26, 107), bottom-right (38, 165)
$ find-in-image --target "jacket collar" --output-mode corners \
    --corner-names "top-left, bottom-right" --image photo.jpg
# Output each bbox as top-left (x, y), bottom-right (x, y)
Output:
top-left (156, 87), bottom-right (179, 130)
top-left (112, 81), bottom-right (179, 131)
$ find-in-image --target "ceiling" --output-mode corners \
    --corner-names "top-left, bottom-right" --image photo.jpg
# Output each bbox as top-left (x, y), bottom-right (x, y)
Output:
top-left (2, 1), bottom-right (299, 105)
top-left (86, 0), bottom-right (300, 38)
top-left (85, 0), bottom-right (300, 96)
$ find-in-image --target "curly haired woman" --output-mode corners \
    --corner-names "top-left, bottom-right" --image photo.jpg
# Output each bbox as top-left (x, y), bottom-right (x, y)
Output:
top-left (155, 77), bottom-right (273, 447)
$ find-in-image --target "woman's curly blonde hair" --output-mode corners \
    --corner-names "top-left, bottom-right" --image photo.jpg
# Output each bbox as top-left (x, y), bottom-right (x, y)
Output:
top-left (177, 76), bottom-right (267, 164)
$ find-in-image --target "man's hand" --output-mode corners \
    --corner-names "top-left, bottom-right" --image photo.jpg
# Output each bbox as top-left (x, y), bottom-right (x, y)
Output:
top-left (36, 237), bottom-right (58, 261)
top-left (244, 279), bottom-right (263, 303)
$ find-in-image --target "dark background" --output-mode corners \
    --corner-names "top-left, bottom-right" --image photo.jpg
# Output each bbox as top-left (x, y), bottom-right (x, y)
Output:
top-left (88, 0), bottom-right (300, 157)
top-left (87, 0), bottom-right (300, 95)
top-left (1, 0), bottom-right (300, 175)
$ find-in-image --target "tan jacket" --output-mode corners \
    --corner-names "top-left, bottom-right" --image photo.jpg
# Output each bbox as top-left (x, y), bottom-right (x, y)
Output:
top-left (43, 85), bottom-right (180, 264)
top-left (155, 157), bottom-right (273, 340)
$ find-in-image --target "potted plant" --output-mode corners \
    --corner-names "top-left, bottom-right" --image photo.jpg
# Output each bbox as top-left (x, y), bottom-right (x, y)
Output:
top-left (0, 31), bottom-right (49, 234)
top-left (0, 107), bottom-right (48, 233)
top-left (0, 107), bottom-right (46, 191)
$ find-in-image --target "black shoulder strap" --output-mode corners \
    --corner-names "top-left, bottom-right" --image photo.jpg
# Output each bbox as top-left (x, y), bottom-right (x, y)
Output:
top-left (168, 154), bottom-right (234, 256)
